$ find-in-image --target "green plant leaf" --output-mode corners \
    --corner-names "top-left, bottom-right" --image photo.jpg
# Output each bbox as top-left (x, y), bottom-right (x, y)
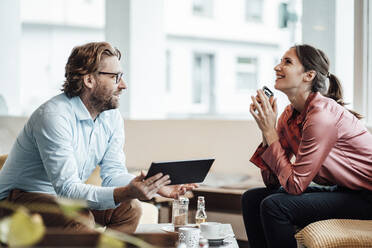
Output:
top-left (8, 208), bottom-right (45, 247)
top-left (97, 233), bottom-right (125, 248)
top-left (57, 198), bottom-right (87, 218)
top-left (0, 216), bottom-right (11, 244)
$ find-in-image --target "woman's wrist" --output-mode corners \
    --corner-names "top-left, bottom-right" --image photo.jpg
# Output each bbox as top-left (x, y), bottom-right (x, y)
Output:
top-left (262, 133), bottom-right (268, 146)
top-left (264, 129), bottom-right (279, 146)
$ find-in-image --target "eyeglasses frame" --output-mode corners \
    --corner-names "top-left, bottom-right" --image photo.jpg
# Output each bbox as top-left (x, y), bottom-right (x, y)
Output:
top-left (97, 71), bottom-right (124, 85)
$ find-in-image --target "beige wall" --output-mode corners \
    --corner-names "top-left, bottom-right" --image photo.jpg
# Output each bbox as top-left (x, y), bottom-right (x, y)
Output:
top-left (1, 116), bottom-right (372, 179)
top-left (124, 119), bottom-right (262, 177)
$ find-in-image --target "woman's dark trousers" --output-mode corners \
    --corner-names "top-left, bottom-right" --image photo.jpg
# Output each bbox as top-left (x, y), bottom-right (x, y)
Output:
top-left (241, 186), bottom-right (372, 248)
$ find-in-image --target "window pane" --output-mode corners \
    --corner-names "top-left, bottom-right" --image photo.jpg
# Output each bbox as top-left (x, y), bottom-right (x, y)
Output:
top-left (246, 0), bottom-right (264, 22)
top-left (236, 57), bottom-right (258, 90)
top-left (192, 54), bottom-right (214, 110)
top-left (193, 0), bottom-right (213, 17)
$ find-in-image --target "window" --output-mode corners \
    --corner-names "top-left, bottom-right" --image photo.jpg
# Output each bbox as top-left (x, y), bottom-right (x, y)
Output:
top-left (192, 0), bottom-right (213, 17)
top-left (192, 53), bottom-right (215, 112)
top-left (245, 0), bottom-right (264, 22)
top-left (16, 0), bottom-right (105, 116)
top-left (356, 0), bottom-right (372, 125)
top-left (236, 57), bottom-right (258, 91)
top-left (367, 2), bottom-right (372, 125)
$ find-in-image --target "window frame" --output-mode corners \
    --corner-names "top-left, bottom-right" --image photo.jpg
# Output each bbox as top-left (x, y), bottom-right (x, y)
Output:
top-left (354, 0), bottom-right (372, 126)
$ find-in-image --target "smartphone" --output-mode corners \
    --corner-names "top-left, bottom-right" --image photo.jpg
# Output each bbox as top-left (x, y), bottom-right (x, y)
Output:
top-left (262, 86), bottom-right (274, 98)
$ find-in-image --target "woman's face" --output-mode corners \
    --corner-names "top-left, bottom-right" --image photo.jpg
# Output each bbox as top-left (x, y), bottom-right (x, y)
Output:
top-left (274, 47), bottom-right (306, 93)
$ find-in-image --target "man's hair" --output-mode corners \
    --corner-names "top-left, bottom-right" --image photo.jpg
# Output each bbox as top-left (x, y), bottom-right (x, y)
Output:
top-left (62, 42), bottom-right (121, 98)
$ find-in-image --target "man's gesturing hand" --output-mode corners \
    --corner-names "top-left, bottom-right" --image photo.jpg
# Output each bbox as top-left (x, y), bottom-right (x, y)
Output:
top-left (114, 171), bottom-right (171, 203)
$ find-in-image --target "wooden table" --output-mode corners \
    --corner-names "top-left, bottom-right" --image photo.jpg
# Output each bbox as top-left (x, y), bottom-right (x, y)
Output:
top-left (135, 223), bottom-right (239, 248)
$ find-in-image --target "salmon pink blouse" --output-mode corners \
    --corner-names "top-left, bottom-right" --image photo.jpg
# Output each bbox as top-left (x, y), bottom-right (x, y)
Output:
top-left (250, 92), bottom-right (372, 195)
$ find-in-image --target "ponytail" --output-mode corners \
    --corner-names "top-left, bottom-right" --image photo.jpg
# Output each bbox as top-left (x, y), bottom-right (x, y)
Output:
top-left (294, 44), bottom-right (362, 119)
top-left (325, 73), bottom-right (363, 119)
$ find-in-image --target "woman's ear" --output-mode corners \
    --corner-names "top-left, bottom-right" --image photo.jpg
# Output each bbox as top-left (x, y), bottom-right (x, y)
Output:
top-left (83, 74), bottom-right (95, 89)
top-left (304, 70), bottom-right (316, 82)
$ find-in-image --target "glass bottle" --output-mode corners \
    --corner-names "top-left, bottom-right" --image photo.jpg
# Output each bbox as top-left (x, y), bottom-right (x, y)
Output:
top-left (172, 196), bottom-right (189, 227)
top-left (195, 196), bottom-right (207, 226)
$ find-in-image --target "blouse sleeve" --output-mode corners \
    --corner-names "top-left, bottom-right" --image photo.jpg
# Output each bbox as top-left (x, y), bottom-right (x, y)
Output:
top-left (250, 109), bottom-right (292, 189)
top-left (261, 108), bottom-right (338, 195)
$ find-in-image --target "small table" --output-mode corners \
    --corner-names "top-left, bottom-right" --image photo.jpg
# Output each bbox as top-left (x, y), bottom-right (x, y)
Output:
top-left (136, 223), bottom-right (239, 247)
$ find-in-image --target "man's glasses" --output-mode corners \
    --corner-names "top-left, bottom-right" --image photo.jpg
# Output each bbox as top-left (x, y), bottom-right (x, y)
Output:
top-left (98, 71), bottom-right (124, 85)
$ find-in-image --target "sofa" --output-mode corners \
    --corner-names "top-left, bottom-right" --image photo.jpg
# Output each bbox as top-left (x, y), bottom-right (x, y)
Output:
top-left (1, 116), bottom-right (372, 247)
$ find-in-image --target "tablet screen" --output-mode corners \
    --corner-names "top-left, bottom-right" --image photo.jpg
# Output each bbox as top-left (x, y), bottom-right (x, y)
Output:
top-left (144, 159), bottom-right (215, 185)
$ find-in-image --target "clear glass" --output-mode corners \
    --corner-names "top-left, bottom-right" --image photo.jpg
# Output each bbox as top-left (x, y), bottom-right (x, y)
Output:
top-left (172, 196), bottom-right (189, 227)
top-left (195, 196), bottom-right (207, 225)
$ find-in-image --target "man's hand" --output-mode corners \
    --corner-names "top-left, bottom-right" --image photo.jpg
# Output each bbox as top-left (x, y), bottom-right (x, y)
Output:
top-left (158, 183), bottom-right (198, 199)
top-left (114, 171), bottom-right (171, 203)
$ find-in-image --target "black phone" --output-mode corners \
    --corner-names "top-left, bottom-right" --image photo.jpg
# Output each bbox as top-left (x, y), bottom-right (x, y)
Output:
top-left (262, 86), bottom-right (274, 98)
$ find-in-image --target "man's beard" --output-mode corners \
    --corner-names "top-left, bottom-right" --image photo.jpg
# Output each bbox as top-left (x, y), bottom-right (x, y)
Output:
top-left (89, 84), bottom-right (120, 113)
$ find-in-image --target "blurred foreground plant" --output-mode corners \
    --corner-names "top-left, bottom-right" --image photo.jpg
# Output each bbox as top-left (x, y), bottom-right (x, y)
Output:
top-left (0, 199), bottom-right (156, 248)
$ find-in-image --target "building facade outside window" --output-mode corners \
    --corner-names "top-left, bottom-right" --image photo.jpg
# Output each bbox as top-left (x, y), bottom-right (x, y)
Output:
top-left (245, 0), bottom-right (264, 22)
top-left (236, 57), bottom-right (258, 91)
top-left (192, 53), bottom-right (215, 114)
top-left (192, 0), bottom-right (213, 17)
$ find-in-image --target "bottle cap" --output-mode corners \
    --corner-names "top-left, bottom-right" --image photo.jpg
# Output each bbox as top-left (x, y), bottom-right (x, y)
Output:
top-left (175, 196), bottom-right (189, 204)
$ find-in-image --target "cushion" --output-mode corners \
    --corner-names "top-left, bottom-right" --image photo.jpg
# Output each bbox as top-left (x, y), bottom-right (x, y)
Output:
top-left (295, 219), bottom-right (372, 248)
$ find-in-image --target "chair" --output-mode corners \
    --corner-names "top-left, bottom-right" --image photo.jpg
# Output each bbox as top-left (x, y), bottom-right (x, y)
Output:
top-left (295, 219), bottom-right (372, 248)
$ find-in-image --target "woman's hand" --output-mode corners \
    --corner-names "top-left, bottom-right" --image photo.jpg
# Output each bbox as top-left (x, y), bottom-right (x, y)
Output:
top-left (250, 89), bottom-right (279, 145)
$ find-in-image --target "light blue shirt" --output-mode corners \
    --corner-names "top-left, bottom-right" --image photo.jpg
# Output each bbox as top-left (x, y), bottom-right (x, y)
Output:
top-left (0, 93), bottom-right (135, 210)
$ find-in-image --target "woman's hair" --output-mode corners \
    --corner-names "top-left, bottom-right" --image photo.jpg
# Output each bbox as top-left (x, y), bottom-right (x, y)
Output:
top-left (294, 44), bottom-right (362, 119)
top-left (62, 42), bottom-right (121, 98)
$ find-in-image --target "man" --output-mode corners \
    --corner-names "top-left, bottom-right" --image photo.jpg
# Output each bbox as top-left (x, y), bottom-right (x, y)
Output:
top-left (0, 42), bottom-right (191, 233)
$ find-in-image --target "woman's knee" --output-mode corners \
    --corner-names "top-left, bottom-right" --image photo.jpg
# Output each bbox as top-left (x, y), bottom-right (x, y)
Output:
top-left (242, 187), bottom-right (271, 208)
top-left (261, 194), bottom-right (281, 211)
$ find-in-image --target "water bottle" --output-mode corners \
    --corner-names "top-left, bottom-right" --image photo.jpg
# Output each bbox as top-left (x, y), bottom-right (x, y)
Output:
top-left (195, 196), bottom-right (207, 226)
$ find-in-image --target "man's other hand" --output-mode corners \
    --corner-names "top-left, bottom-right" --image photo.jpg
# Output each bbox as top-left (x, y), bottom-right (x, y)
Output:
top-left (158, 183), bottom-right (198, 199)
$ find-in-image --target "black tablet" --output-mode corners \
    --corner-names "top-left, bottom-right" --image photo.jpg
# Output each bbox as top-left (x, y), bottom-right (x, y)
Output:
top-left (144, 159), bottom-right (215, 185)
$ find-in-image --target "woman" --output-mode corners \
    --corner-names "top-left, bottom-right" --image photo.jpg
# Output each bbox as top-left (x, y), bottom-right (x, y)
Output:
top-left (242, 44), bottom-right (372, 248)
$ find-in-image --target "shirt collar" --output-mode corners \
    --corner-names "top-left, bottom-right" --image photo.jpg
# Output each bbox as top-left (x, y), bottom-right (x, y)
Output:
top-left (71, 96), bottom-right (92, 121)
top-left (289, 92), bottom-right (318, 125)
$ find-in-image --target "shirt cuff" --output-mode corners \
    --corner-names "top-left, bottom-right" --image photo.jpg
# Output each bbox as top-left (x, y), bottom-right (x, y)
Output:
top-left (87, 186), bottom-right (117, 210)
top-left (261, 140), bottom-right (292, 186)
top-left (250, 143), bottom-right (270, 170)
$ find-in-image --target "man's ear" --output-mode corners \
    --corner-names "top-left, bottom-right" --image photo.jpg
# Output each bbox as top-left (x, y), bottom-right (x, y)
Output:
top-left (304, 70), bottom-right (316, 82)
top-left (83, 74), bottom-right (95, 89)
